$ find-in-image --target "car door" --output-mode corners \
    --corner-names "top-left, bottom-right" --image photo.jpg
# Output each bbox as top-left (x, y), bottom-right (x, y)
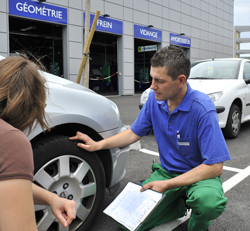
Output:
top-left (242, 61), bottom-right (250, 119)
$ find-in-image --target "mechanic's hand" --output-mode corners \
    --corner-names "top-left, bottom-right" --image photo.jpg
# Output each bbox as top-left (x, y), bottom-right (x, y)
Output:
top-left (70, 131), bottom-right (100, 152)
top-left (50, 196), bottom-right (76, 228)
top-left (140, 180), bottom-right (168, 193)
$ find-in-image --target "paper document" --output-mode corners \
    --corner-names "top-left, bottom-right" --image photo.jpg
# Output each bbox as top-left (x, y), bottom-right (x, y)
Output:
top-left (103, 182), bottom-right (165, 231)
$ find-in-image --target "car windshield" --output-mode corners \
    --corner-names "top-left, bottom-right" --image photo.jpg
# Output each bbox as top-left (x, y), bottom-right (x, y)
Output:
top-left (189, 60), bottom-right (241, 79)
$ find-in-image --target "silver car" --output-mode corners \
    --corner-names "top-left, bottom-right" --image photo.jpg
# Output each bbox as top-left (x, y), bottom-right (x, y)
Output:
top-left (0, 55), bottom-right (129, 231)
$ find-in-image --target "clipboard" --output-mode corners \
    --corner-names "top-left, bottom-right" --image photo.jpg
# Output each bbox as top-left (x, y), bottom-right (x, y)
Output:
top-left (103, 182), bottom-right (166, 231)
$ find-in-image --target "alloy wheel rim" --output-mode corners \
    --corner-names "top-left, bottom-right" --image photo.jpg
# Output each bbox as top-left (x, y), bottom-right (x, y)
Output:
top-left (34, 155), bottom-right (97, 231)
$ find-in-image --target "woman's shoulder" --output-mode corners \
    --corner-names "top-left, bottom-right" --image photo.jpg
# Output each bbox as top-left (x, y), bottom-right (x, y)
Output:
top-left (0, 119), bottom-right (34, 181)
top-left (0, 119), bottom-right (30, 146)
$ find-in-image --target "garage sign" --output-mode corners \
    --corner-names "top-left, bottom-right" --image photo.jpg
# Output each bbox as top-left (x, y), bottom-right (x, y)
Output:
top-left (170, 33), bottom-right (191, 48)
top-left (134, 24), bottom-right (162, 42)
top-left (9, 0), bottom-right (67, 24)
top-left (138, 45), bottom-right (157, 52)
top-left (84, 13), bottom-right (123, 35)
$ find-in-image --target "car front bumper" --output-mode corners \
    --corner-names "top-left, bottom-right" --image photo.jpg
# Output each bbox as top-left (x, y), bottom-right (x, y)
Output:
top-left (216, 106), bottom-right (225, 114)
top-left (99, 125), bottom-right (130, 192)
top-left (216, 106), bottom-right (230, 128)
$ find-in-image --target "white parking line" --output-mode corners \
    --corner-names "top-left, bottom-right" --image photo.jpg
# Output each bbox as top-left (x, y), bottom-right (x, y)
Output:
top-left (139, 148), bottom-right (250, 231)
top-left (139, 148), bottom-right (159, 156)
top-left (139, 148), bottom-right (243, 173)
top-left (223, 166), bottom-right (242, 173)
top-left (223, 165), bottom-right (250, 192)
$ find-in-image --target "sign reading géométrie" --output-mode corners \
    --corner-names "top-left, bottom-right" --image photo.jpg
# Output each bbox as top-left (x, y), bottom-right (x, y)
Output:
top-left (9, 0), bottom-right (67, 24)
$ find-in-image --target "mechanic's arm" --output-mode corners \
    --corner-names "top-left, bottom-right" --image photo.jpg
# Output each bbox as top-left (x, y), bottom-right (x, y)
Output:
top-left (70, 128), bottom-right (141, 152)
top-left (32, 183), bottom-right (76, 228)
top-left (141, 162), bottom-right (223, 193)
top-left (0, 179), bottom-right (38, 231)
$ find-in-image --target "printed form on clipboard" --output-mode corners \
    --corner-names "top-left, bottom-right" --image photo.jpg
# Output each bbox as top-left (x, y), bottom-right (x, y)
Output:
top-left (103, 182), bottom-right (165, 231)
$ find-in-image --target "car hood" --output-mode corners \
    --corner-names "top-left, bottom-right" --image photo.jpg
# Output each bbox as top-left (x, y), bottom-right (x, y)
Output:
top-left (188, 79), bottom-right (238, 94)
top-left (42, 72), bottom-right (121, 131)
top-left (42, 71), bottom-right (95, 93)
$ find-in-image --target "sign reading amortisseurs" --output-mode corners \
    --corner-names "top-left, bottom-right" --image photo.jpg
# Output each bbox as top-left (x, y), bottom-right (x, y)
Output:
top-left (170, 33), bottom-right (191, 48)
top-left (9, 0), bottom-right (67, 24)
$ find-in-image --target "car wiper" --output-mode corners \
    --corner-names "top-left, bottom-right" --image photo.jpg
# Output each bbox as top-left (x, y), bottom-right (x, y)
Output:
top-left (189, 77), bottom-right (212, 79)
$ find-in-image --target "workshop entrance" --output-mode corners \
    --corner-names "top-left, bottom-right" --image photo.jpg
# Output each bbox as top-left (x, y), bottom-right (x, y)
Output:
top-left (134, 39), bottom-right (158, 93)
top-left (89, 31), bottom-right (118, 95)
top-left (9, 16), bottom-right (64, 77)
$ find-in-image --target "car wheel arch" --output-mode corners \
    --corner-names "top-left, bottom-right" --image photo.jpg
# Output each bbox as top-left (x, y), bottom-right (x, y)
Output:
top-left (30, 123), bottom-right (113, 188)
top-left (228, 98), bottom-right (243, 124)
top-left (231, 98), bottom-right (242, 113)
top-left (223, 101), bottom-right (242, 138)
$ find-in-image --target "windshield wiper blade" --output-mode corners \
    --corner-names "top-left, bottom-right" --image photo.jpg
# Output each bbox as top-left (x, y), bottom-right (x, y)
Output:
top-left (189, 77), bottom-right (212, 79)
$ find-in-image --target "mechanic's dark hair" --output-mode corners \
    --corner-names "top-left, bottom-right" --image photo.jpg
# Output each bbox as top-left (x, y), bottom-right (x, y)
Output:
top-left (0, 55), bottom-right (49, 133)
top-left (150, 45), bottom-right (191, 80)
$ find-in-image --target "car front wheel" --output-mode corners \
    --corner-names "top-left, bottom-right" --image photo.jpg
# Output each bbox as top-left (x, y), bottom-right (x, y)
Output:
top-left (223, 104), bottom-right (241, 139)
top-left (32, 135), bottom-right (106, 231)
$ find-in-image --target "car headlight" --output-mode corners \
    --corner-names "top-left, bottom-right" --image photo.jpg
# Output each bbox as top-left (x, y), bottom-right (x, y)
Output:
top-left (111, 101), bottom-right (120, 118)
top-left (140, 89), bottom-right (150, 104)
top-left (208, 91), bottom-right (223, 102)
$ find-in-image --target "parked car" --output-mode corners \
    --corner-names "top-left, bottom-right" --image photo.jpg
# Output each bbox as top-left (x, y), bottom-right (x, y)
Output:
top-left (139, 58), bottom-right (250, 138)
top-left (0, 55), bottom-right (130, 231)
top-left (139, 88), bottom-right (151, 110)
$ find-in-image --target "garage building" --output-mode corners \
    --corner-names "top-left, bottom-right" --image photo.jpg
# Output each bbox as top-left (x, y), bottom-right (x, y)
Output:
top-left (0, 0), bottom-right (234, 95)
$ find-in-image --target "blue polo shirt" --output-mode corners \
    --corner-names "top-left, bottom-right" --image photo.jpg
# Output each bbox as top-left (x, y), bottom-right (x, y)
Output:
top-left (131, 83), bottom-right (230, 173)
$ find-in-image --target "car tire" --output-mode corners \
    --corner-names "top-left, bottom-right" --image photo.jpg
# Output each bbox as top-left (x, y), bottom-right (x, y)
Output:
top-left (223, 104), bottom-right (241, 139)
top-left (32, 134), bottom-right (106, 231)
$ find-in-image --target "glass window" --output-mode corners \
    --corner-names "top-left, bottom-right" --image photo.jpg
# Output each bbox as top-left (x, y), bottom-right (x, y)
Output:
top-left (243, 62), bottom-right (250, 80)
top-left (189, 60), bottom-right (240, 79)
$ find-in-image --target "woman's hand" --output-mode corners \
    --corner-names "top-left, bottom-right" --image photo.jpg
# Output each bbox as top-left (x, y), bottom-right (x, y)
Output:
top-left (32, 183), bottom-right (76, 227)
top-left (49, 195), bottom-right (76, 228)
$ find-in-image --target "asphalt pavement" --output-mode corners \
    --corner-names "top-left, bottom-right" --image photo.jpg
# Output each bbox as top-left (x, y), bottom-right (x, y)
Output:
top-left (89, 94), bottom-right (250, 231)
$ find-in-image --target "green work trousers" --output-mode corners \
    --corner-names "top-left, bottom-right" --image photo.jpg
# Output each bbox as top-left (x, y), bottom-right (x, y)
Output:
top-left (120, 163), bottom-right (228, 231)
